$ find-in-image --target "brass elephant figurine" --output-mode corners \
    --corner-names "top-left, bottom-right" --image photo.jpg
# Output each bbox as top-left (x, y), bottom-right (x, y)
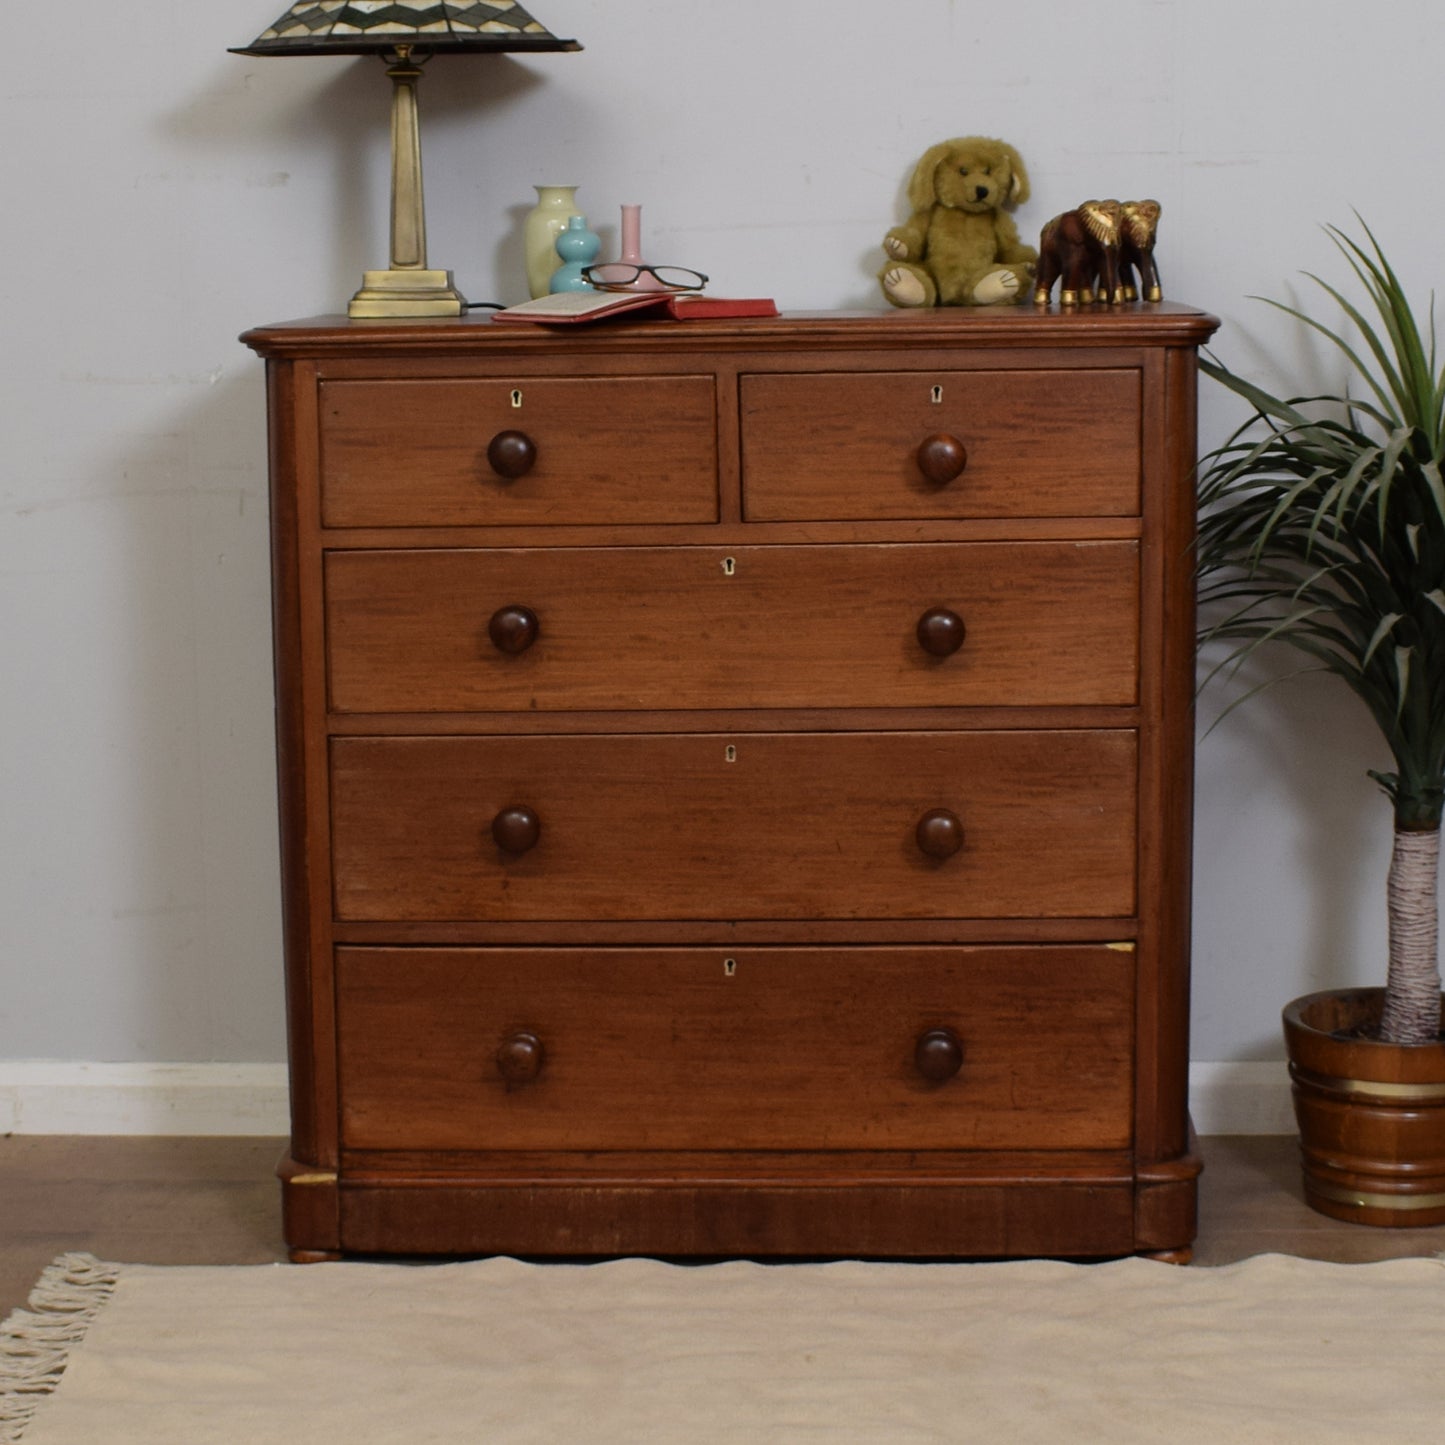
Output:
top-left (1033, 199), bottom-right (1161, 306)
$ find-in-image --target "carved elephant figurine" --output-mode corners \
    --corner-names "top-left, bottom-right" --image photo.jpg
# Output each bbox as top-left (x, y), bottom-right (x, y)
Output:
top-left (1118, 199), bottom-right (1162, 303)
top-left (1032, 200), bottom-right (1123, 307)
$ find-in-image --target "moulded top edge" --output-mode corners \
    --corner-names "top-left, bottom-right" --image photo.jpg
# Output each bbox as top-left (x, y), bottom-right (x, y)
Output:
top-left (239, 304), bottom-right (1222, 359)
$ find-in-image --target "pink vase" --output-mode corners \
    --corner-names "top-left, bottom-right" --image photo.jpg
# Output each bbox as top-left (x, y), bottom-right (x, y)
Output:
top-left (611, 203), bottom-right (669, 291)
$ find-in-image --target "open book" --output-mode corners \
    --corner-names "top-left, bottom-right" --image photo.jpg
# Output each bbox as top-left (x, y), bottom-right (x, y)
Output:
top-left (490, 290), bottom-right (779, 325)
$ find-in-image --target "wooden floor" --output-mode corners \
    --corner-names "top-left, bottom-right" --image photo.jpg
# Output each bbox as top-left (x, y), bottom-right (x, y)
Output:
top-left (3, 1134), bottom-right (1444, 1319)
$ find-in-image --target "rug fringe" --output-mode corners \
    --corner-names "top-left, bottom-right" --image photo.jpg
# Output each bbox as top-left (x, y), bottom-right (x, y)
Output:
top-left (0, 1253), bottom-right (121, 1443)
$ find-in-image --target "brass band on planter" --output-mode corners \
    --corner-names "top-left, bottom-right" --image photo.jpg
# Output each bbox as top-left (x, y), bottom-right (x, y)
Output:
top-left (1289, 1063), bottom-right (1445, 1102)
top-left (1307, 1180), bottom-right (1445, 1212)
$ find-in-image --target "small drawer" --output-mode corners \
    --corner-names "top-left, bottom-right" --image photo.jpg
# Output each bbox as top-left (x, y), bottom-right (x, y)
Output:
top-left (329, 730), bottom-right (1137, 923)
top-left (335, 944), bottom-right (1135, 1152)
top-left (318, 376), bottom-right (718, 527)
top-left (324, 541), bottom-right (1139, 713)
top-left (740, 369), bottom-right (1141, 520)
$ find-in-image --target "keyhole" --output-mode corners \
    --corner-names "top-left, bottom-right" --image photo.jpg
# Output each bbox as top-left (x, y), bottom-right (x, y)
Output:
top-left (930, 384), bottom-right (943, 404)
top-left (722, 556), bottom-right (736, 576)
top-left (724, 744), bottom-right (737, 763)
top-left (510, 389), bottom-right (523, 408)
top-left (724, 958), bottom-right (737, 977)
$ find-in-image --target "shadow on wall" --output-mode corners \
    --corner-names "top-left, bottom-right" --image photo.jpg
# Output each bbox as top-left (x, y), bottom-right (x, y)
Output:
top-left (1194, 649), bottom-right (1389, 1057)
top-left (72, 371), bottom-right (282, 1062)
top-left (138, 368), bottom-right (283, 1062)
top-left (164, 50), bottom-right (552, 307)
top-left (0, 356), bottom-right (284, 1061)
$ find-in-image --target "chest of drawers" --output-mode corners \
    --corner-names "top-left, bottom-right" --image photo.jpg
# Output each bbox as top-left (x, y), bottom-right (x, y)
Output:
top-left (243, 304), bottom-right (1218, 1262)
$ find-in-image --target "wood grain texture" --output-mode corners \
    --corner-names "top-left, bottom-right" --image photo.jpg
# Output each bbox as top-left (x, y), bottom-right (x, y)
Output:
top-left (319, 375), bottom-right (718, 527)
top-left (1133, 346), bottom-right (1205, 1169)
top-left (324, 541), bottom-right (1140, 713)
top-left (741, 368), bottom-right (1141, 520)
top-left (334, 945), bottom-right (1134, 1152)
top-left (329, 730), bottom-right (1138, 922)
top-left (240, 303), bottom-right (1221, 360)
top-left (263, 361), bottom-right (334, 1168)
top-left (337, 1178), bottom-right (1138, 1258)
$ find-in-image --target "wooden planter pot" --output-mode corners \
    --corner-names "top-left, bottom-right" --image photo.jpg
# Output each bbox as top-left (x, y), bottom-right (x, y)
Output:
top-left (1283, 988), bottom-right (1445, 1226)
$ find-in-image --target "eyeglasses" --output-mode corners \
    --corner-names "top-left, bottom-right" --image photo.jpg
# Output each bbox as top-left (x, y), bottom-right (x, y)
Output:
top-left (581, 264), bottom-right (709, 293)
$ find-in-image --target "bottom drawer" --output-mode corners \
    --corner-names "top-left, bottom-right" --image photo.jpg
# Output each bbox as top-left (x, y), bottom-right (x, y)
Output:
top-left (336, 945), bottom-right (1134, 1153)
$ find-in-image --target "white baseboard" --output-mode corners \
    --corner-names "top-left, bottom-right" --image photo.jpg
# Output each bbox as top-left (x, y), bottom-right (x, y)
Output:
top-left (1187, 1061), bottom-right (1295, 1137)
top-left (0, 1062), bottom-right (290, 1136)
top-left (0, 1060), bottom-right (1292, 1138)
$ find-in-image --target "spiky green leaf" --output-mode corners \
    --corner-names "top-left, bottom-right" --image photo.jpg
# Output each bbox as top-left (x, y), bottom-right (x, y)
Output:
top-left (1197, 221), bottom-right (1445, 833)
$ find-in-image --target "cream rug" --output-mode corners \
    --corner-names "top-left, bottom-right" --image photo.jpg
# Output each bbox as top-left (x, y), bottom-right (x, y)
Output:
top-left (4, 1251), bottom-right (1445, 1443)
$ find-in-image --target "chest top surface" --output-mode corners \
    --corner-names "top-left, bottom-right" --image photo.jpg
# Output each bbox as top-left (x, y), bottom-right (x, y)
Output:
top-left (242, 303), bottom-right (1219, 360)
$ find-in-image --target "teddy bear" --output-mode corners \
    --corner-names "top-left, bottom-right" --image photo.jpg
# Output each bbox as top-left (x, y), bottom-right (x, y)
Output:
top-left (879, 137), bottom-right (1036, 307)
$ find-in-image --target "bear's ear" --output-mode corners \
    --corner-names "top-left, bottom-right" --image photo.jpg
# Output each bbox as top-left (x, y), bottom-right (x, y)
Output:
top-left (906, 141), bottom-right (958, 211)
top-left (996, 141), bottom-right (1030, 207)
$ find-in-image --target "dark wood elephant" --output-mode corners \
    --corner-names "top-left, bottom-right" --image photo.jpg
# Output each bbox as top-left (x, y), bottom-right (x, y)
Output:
top-left (1032, 200), bottom-right (1123, 307)
top-left (1119, 199), bottom-right (1162, 302)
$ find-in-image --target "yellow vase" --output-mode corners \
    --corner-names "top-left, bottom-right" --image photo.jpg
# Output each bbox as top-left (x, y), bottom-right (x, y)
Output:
top-left (523, 185), bottom-right (581, 298)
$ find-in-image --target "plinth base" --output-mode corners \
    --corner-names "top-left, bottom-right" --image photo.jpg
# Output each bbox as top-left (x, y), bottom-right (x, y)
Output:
top-left (348, 268), bottom-right (466, 319)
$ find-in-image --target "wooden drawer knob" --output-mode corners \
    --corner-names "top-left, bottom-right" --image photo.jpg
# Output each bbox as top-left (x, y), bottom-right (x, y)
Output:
top-left (915, 1027), bottom-right (964, 1082)
top-left (496, 1031), bottom-right (545, 1084)
top-left (916, 607), bottom-right (966, 657)
top-left (916, 433), bottom-right (968, 485)
top-left (487, 429), bottom-right (537, 480)
top-left (492, 805), bottom-right (541, 855)
top-left (488, 604), bottom-right (539, 655)
top-left (915, 808), bottom-right (964, 859)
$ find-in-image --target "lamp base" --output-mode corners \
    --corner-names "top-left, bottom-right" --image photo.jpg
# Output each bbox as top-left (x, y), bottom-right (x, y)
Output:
top-left (348, 268), bottom-right (467, 318)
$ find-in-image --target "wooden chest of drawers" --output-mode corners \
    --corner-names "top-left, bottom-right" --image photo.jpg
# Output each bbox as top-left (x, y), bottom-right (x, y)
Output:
top-left (243, 304), bottom-right (1218, 1262)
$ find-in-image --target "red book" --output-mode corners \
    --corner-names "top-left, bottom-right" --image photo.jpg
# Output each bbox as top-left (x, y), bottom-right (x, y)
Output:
top-left (490, 291), bottom-right (778, 325)
top-left (657, 294), bottom-right (779, 319)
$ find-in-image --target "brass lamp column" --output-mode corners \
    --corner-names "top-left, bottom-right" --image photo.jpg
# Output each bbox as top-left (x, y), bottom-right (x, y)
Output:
top-left (350, 47), bottom-right (462, 318)
top-left (231, 1), bottom-right (580, 320)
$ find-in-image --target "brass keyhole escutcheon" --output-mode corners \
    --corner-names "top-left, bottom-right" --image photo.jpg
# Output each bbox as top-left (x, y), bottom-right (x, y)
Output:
top-left (510, 388), bottom-right (523, 408)
top-left (722, 556), bottom-right (737, 576)
top-left (725, 744), bottom-right (737, 763)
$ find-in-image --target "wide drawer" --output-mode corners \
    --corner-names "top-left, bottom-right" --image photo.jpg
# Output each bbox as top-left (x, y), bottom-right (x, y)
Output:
top-left (329, 730), bottom-right (1137, 922)
top-left (335, 944), bottom-right (1135, 1151)
top-left (318, 376), bottom-right (718, 527)
top-left (324, 541), bottom-right (1139, 713)
top-left (740, 369), bottom-right (1141, 520)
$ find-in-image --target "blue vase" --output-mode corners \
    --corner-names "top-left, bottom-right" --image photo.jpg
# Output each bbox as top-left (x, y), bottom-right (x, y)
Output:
top-left (549, 215), bottom-right (601, 293)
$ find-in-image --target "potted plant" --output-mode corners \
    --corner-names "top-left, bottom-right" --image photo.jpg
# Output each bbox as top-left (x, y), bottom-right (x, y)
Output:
top-left (1196, 221), bottom-right (1445, 1225)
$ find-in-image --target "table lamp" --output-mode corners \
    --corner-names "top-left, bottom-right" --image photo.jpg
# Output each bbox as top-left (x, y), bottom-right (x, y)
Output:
top-left (232, 2), bottom-right (581, 318)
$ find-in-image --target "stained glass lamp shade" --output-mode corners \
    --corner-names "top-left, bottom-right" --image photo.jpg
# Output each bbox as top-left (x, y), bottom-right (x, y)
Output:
top-left (232, 2), bottom-right (580, 317)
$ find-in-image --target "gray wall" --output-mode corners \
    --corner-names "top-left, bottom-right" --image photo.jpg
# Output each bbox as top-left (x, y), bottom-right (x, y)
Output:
top-left (3, 0), bottom-right (1438, 1066)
